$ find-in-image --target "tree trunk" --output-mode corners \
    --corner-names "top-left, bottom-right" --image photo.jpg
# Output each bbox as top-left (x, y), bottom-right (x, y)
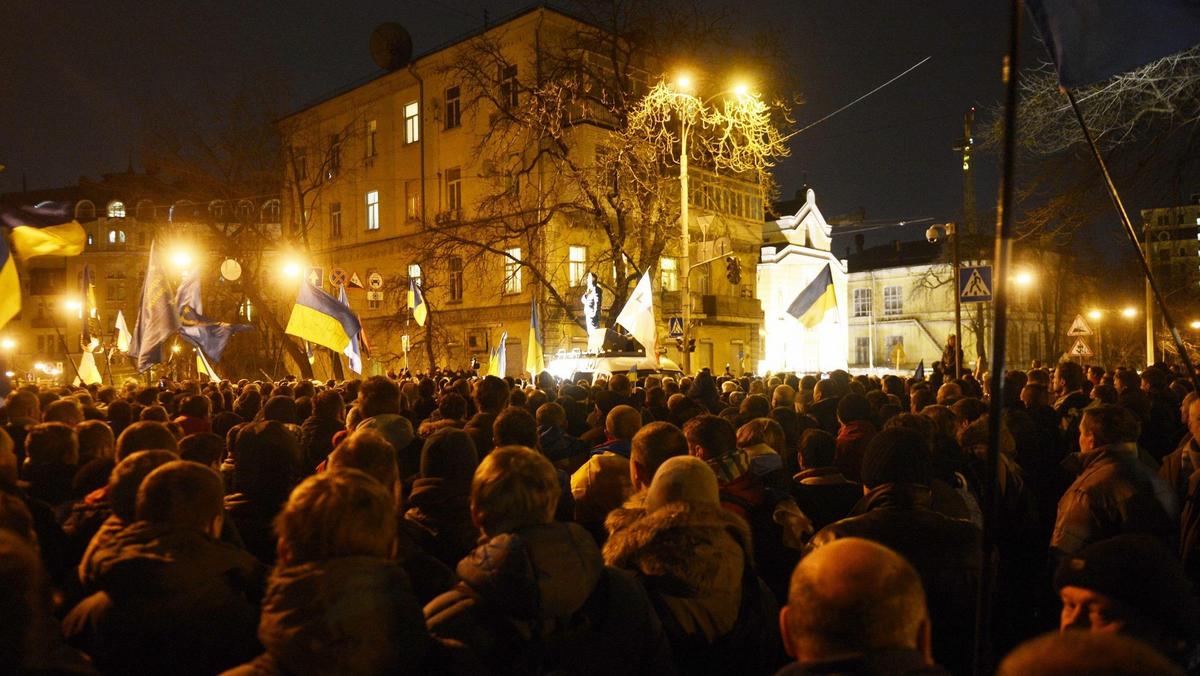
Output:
top-left (242, 284), bottom-right (313, 380)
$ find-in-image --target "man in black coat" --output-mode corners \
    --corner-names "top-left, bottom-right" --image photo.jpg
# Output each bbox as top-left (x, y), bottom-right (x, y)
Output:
top-left (806, 427), bottom-right (981, 676)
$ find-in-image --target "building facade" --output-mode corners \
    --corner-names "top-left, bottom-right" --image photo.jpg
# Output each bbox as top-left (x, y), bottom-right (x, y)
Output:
top-left (279, 6), bottom-right (765, 377)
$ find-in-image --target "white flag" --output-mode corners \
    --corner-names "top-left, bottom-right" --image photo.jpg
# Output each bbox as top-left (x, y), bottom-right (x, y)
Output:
top-left (614, 270), bottom-right (658, 363)
top-left (196, 350), bottom-right (223, 382)
top-left (114, 310), bottom-right (132, 353)
top-left (73, 351), bottom-right (103, 386)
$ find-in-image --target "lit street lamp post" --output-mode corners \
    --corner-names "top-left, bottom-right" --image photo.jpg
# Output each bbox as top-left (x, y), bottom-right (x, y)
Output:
top-left (926, 223), bottom-right (961, 380)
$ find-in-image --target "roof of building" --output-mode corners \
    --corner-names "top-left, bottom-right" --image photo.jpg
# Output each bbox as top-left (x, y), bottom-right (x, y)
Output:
top-left (845, 239), bottom-right (943, 273)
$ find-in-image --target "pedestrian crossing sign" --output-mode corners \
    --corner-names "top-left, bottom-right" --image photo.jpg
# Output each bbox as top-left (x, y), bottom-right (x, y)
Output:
top-left (959, 265), bottom-right (993, 303)
top-left (668, 316), bottom-right (684, 338)
top-left (1068, 337), bottom-right (1093, 357)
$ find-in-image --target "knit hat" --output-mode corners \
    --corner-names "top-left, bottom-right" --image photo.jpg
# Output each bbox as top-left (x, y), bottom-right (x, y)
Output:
top-left (1054, 534), bottom-right (1199, 641)
top-left (860, 427), bottom-right (933, 489)
top-left (645, 456), bottom-right (719, 512)
top-left (419, 428), bottom-right (478, 480)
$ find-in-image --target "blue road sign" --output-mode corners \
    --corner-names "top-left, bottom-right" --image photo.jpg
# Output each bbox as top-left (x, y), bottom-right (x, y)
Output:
top-left (667, 316), bottom-right (684, 338)
top-left (959, 265), bottom-right (993, 303)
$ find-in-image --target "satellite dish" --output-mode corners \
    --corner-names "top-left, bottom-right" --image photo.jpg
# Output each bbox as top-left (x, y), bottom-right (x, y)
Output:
top-left (370, 23), bottom-right (413, 71)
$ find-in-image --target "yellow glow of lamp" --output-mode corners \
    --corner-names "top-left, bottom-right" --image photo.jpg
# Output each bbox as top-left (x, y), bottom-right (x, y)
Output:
top-left (0, 337), bottom-right (14, 351)
top-left (171, 249), bottom-right (193, 270)
top-left (1088, 309), bottom-right (1102, 321)
top-left (1121, 307), bottom-right (1137, 318)
top-left (674, 73), bottom-right (694, 92)
top-left (281, 259), bottom-right (304, 280)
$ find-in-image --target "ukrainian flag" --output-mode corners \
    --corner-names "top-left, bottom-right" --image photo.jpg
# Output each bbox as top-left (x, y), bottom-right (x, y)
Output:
top-left (408, 277), bottom-right (428, 327)
top-left (1, 202), bottom-right (86, 260)
top-left (525, 298), bottom-right (544, 376)
top-left (786, 264), bottom-right (838, 329)
top-left (285, 282), bottom-right (362, 354)
top-left (0, 234), bottom-right (18, 330)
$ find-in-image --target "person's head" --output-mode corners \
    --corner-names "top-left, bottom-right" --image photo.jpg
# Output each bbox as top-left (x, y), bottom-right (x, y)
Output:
top-left (683, 414), bottom-right (737, 461)
top-left (42, 399), bottom-right (83, 427)
top-left (737, 418), bottom-right (786, 455)
top-left (23, 423), bottom-right (78, 466)
top-left (535, 402), bottom-right (566, 430)
top-left (473, 375), bottom-right (510, 414)
top-left (179, 395), bottom-right (211, 420)
top-left (328, 430), bottom-right (399, 492)
top-left (115, 421), bottom-right (179, 460)
top-left (261, 395), bottom-right (298, 425)
top-left (1078, 404), bottom-right (1140, 454)
top-left (274, 469), bottom-right (396, 565)
top-left (136, 461), bottom-right (225, 536)
top-left (311, 390), bottom-right (344, 421)
top-left (644, 455), bottom-right (720, 512)
top-left (836, 394), bottom-right (872, 426)
top-left (780, 538), bottom-right (931, 664)
top-left (935, 382), bottom-right (962, 406)
top-left (1187, 398), bottom-right (1200, 445)
top-left (139, 405), bottom-right (169, 422)
top-left (740, 394), bottom-right (771, 420)
top-left (772, 384), bottom-right (796, 410)
top-left (178, 432), bottom-right (224, 469)
top-left (605, 405), bottom-right (641, 441)
top-left (438, 392), bottom-right (468, 421)
top-left (75, 419), bottom-right (116, 463)
top-left (1054, 361), bottom-right (1085, 395)
top-left (1141, 367), bottom-right (1169, 393)
top-left (4, 390), bottom-right (39, 421)
top-left (998, 631), bottom-right (1182, 676)
top-left (1055, 534), bottom-right (1199, 656)
top-left (493, 406), bottom-right (539, 449)
top-left (812, 379), bottom-right (839, 403)
top-left (1086, 365), bottom-right (1106, 385)
top-left (910, 388), bottom-right (935, 413)
top-left (860, 427), bottom-right (933, 489)
top-left (231, 420), bottom-right (300, 504)
top-left (420, 428), bottom-right (478, 481)
top-left (107, 450), bottom-right (179, 521)
top-left (798, 429), bottom-right (837, 470)
top-left (358, 376), bottom-right (402, 418)
top-left (630, 421), bottom-right (688, 491)
top-left (1113, 369), bottom-right (1140, 394)
top-left (470, 445), bottom-right (558, 537)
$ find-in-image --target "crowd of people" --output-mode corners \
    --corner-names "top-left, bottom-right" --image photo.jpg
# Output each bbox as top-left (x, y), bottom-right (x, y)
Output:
top-left (1, 359), bottom-right (1198, 675)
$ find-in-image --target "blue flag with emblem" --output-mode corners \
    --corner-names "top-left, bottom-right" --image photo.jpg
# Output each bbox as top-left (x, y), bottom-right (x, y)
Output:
top-left (175, 275), bottom-right (251, 364)
top-left (129, 242), bottom-right (179, 371)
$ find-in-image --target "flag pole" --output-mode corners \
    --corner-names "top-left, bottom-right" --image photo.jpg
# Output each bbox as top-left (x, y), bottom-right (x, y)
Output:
top-left (1062, 89), bottom-right (1200, 389)
top-left (977, 0), bottom-right (1022, 672)
top-left (52, 324), bottom-right (83, 385)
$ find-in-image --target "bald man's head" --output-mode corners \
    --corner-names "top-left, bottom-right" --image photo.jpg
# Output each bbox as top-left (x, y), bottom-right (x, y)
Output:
top-left (605, 405), bottom-right (641, 441)
top-left (781, 538), bottom-right (931, 664)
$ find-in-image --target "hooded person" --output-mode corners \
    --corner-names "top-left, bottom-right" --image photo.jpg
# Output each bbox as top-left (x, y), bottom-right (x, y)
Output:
top-left (225, 421), bottom-right (302, 565)
top-left (424, 446), bottom-right (674, 675)
top-left (604, 456), bottom-right (784, 676)
top-left (402, 428), bottom-right (481, 569)
top-left (225, 469), bottom-right (430, 676)
top-left (63, 462), bottom-right (263, 675)
top-left (300, 390), bottom-right (344, 472)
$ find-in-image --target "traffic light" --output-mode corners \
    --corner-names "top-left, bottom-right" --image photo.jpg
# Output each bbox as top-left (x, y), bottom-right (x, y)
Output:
top-left (724, 256), bottom-right (742, 285)
top-left (675, 338), bottom-right (685, 352)
top-left (687, 338), bottom-right (697, 353)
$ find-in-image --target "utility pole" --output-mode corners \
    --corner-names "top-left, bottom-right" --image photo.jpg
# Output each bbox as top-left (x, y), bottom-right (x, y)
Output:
top-left (954, 107), bottom-right (977, 236)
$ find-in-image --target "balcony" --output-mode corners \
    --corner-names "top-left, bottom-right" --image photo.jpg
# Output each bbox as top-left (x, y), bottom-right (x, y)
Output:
top-left (661, 291), bottom-right (762, 322)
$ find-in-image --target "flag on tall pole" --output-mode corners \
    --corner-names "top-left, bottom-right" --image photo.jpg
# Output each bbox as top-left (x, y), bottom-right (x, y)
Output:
top-left (489, 331), bottom-right (508, 377)
top-left (525, 298), bottom-right (545, 376)
top-left (0, 201), bottom-right (87, 330)
top-left (613, 270), bottom-right (658, 363)
top-left (196, 349), bottom-right (222, 382)
top-left (80, 264), bottom-right (100, 350)
top-left (285, 282), bottom-right (362, 354)
top-left (114, 310), bottom-right (132, 353)
top-left (338, 285), bottom-right (363, 374)
top-left (175, 274), bottom-right (251, 364)
top-left (786, 264), bottom-right (838, 329)
top-left (1027, 0), bottom-right (1200, 88)
top-left (129, 242), bottom-right (179, 372)
top-left (407, 277), bottom-right (428, 327)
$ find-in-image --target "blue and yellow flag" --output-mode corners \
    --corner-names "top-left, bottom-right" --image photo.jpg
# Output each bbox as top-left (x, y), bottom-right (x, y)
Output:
top-left (0, 234), bottom-right (18, 330)
top-left (1, 202), bottom-right (86, 260)
top-left (285, 281), bottom-right (362, 354)
top-left (525, 298), bottom-right (544, 376)
top-left (408, 277), bottom-right (428, 327)
top-left (786, 264), bottom-right (837, 329)
top-left (129, 242), bottom-right (179, 372)
top-left (489, 331), bottom-right (508, 377)
top-left (338, 285), bottom-right (363, 375)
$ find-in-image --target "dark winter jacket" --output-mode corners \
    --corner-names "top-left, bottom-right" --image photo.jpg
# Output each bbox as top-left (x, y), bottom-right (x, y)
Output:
top-left (62, 521), bottom-right (264, 676)
top-left (225, 493), bottom-right (285, 566)
top-left (808, 483), bottom-right (981, 676)
top-left (774, 648), bottom-right (949, 676)
top-left (299, 415), bottom-right (343, 471)
top-left (226, 557), bottom-right (429, 676)
top-left (22, 461), bottom-right (77, 507)
top-left (791, 467), bottom-right (863, 531)
top-left (604, 501), bottom-right (785, 676)
top-left (463, 412), bottom-right (499, 457)
top-left (835, 420), bottom-right (877, 482)
top-left (538, 424), bottom-right (587, 464)
top-left (1051, 443), bottom-right (1177, 557)
top-left (424, 521), bottom-right (674, 676)
top-left (403, 477), bottom-right (480, 569)
top-left (806, 398), bottom-right (840, 437)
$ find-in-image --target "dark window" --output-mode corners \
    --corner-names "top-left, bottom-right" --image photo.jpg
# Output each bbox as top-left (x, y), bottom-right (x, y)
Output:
top-left (445, 86), bottom-right (461, 129)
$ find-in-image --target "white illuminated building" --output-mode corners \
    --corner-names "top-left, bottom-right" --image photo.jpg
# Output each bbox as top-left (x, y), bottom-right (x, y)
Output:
top-left (756, 189), bottom-right (849, 374)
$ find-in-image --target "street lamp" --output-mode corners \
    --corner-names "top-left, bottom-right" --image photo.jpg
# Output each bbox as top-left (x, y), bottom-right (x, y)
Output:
top-left (1121, 306), bottom-right (1138, 319)
top-left (1013, 270), bottom-right (1034, 287)
top-left (0, 337), bottom-right (14, 352)
top-left (1088, 309), bottom-right (1102, 321)
top-left (926, 222), bottom-right (962, 379)
top-left (280, 257), bottom-right (304, 281)
top-left (1191, 320), bottom-right (1200, 330)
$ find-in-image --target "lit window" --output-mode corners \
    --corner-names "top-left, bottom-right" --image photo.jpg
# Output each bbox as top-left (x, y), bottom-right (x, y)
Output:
top-left (239, 298), bottom-right (254, 321)
top-left (883, 285), bottom-right (902, 316)
top-left (406, 179), bottom-right (421, 220)
top-left (330, 202), bottom-right (342, 239)
top-left (568, 246), bottom-right (588, 287)
top-left (445, 86), bottom-right (461, 129)
top-left (446, 168), bottom-right (462, 213)
top-left (86, 234), bottom-right (94, 246)
top-left (503, 247), bottom-right (522, 294)
top-left (660, 256), bottom-right (679, 292)
top-left (366, 119), bottom-right (377, 157)
top-left (404, 101), bottom-right (420, 144)
top-left (854, 336), bottom-right (870, 365)
top-left (366, 190), bottom-right (380, 231)
top-left (448, 256), bottom-right (464, 302)
top-left (107, 201), bottom-right (125, 218)
top-left (107, 230), bottom-right (126, 244)
top-left (853, 288), bottom-right (872, 318)
top-left (408, 263), bottom-right (422, 289)
top-left (499, 64), bottom-right (518, 108)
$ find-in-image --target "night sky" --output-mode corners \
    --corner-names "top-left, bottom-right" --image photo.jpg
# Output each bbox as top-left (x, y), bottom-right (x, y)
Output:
top-left (3, 1), bottom-right (1040, 245)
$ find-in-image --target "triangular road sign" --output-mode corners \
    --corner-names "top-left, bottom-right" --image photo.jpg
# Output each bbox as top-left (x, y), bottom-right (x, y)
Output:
top-left (960, 267), bottom-right (992, 301)
top-left (1068, 337), bottom-right (1093, 357)
top-left (1067, 314), bottom-right (1093, 336)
